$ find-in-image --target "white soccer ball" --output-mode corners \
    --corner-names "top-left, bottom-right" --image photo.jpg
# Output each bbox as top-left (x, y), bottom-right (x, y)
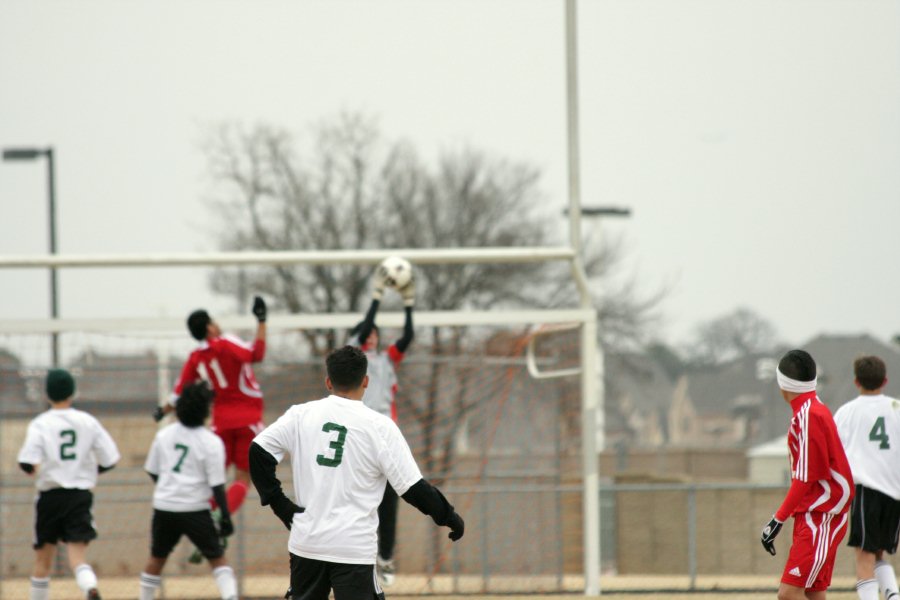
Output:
top-left (378, 256), bottom-right (413, 289)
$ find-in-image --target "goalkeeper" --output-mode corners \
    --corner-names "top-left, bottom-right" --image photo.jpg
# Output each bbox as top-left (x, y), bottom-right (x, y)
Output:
top-left (349, 266), bottom-right (415, 586)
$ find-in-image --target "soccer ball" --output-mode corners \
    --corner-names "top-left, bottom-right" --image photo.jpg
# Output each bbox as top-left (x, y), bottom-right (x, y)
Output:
top-left (378, 256), bottom-right (413, 289)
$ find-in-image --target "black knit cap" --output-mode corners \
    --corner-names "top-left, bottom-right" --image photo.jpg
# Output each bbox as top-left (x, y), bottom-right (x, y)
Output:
top-left (46, 369), bottom-right (75, 402)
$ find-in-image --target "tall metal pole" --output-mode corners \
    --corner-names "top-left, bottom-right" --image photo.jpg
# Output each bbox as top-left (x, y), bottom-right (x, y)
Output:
top-left (47, 148), bottom-right (59, 367)
top-left (565, 0), bottom-right (601, 594)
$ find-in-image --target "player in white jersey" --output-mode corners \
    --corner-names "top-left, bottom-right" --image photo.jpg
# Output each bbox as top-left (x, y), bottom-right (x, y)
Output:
top-left (249, 345), bottom-right (463, 600)
top-left (834, 355), bottom-right (900, 600)
top-left (349, 268), bottom-right (415, 586)
top-left (139, 381), bottom-right (238, 600)
top-left (17, 369), bottom-right (121, 600)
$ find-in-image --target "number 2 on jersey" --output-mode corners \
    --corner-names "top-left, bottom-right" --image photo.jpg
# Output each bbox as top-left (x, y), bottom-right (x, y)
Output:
top-left (869, 416), bottom-right (890, 449)
top-left (59, 429), bottom-right (77, 460)
top-left (316, 422), bottom-right (348, 467)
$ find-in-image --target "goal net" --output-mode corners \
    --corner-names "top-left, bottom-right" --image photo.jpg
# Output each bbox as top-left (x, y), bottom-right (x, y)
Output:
top-left (0, 311), bottom-right (593, 598)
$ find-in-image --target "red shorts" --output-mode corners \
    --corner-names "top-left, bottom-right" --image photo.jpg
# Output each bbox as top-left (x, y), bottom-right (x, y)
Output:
top-left (212, 421), bottom-right (265, 471)
top-left (782, 511), bottom-right (848, 592)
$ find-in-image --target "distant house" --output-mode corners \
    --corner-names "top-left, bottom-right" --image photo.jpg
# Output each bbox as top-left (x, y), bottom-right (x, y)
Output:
top-left (803, 333), bottom-right (900, 411)
top-left (603, 352), bottom-right (677, 448)
top-left (675, 352), bottom-right (791, 447)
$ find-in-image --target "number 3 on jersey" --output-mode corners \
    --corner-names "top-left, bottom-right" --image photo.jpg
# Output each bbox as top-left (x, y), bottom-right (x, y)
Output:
top-left (870, 416), bottom-right (890, 449)
top-left (316, 422), bottom-right (348, 467)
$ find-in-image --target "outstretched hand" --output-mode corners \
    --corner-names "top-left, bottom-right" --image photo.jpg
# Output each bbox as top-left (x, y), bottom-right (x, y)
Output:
top-left (398, 275), bottom-right (415, 307)
top-left (252, 296), bottom-right (267, 323)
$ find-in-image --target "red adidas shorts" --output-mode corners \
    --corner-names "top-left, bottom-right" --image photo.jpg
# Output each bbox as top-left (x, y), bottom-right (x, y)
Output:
top-left (781, 511), bottom-right (848, 592)
top-left (212, 421), bottom-right (265, 470)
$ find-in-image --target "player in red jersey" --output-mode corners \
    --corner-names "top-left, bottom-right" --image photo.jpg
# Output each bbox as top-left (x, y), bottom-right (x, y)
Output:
top-left (155, 296), bottom-right (267, 532)
top-left (760, 349), bottom-right (855, 600)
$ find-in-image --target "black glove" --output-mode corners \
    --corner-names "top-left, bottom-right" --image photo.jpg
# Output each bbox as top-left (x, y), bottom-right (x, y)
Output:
top-left (218, 515), bottom-right (234, 538)
top-left (447, 511), bottom-right (465, 541)
top-left (152, 406), bottom-right (165, 423)
top-left (271, 494), bottom-right (304, 531)
top-left (252, 296), bottom-right (267, 322)
top-left (760, 516), bottom-right (783, 555)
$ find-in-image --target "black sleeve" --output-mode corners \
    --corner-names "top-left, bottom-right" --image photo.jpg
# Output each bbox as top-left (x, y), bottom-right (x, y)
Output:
top-left (98, 464), bottom-right (115, 474)
top-left (355, 299), bottom-right (381, 345)
top-left (394, 306), bottom-right (415, 354)
top-left (211, 484), bottom-right (231, 521)
top-left (146, 471), bottom-right (159, 483)
top-left (249, 441), bottom-right (303, 529)
top-left (401, 478), bottom-right (455, 525)
top-left (19, 462), bottom-right (35, 475)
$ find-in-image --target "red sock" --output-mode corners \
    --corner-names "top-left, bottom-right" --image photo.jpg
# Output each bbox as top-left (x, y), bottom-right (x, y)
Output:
top-left (227, 481), bottom-right (248, 514)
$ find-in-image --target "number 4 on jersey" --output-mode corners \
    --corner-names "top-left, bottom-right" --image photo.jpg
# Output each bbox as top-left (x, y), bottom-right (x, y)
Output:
top-left (869, 416), bottom-right (890, 449)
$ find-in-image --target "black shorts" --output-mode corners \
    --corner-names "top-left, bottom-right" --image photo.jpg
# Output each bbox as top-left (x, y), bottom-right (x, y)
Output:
top-left (848, 484), bottom-right (900, 554)
top-left (151, 509), bottom-right (223, 559)
top-left (287, 554), bottom-right (385, 600)
top-left (33, 488), bottom-right (97, 549)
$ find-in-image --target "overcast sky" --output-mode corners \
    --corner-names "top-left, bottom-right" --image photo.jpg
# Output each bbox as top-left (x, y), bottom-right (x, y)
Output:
top-left (1, 0), bottom-right (899, 362)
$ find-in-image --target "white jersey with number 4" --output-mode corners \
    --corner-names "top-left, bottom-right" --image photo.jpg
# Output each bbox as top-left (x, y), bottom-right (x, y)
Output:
top-left (834, 393), bottom-right (900, 500)
top-left (17, 408), bottom-right (121, 492)
top-left (253, 395), bottom-right (423, 564)
top-left (145, 422), bottom-right (227, 512)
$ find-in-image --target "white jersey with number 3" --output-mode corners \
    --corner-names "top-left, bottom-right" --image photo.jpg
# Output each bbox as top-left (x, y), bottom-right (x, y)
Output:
top-left (834, 393), bottom-right (900, 500)
top-left (17, 408), bottom-right (120, 492)
top-left (145, 422), bottom-right (227, 512)
top-left (253, 395), bottom-right (423, 564)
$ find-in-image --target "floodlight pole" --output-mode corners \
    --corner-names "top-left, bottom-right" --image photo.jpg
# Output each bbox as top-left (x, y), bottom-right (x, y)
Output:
top-left (564, 0), bottom-right (602, 595)
top-left (3, 146), bottom-right (59, 367)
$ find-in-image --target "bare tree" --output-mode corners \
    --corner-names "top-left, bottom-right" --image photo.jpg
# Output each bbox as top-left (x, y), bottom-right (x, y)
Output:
top-left (684, 307), bottom-right (780, 365)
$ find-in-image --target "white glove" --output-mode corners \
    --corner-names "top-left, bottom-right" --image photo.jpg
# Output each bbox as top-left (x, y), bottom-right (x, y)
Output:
top-left (372, 264), bottom-right (389, 301)
top-left (397, 275), bottom-right (415, 307)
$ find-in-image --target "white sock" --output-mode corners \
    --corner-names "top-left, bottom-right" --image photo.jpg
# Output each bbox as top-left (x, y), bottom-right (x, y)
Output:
top-left (139, 572), bottom-right (162, 600)
top-left (74, 563), bottom-right (98, 594)
top-left (876, 560), bottom-right (900, 600)
top-left (212, 565), bottom-right (238, 600)
top-left (30, 576), bottom-right (50, 600)
top-left (856, 578), bottom-right (879, 600)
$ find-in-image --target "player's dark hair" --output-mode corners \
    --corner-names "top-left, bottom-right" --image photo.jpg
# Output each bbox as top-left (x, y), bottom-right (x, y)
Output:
top-left (176, 381), bottom-right (213, 428)
top-left (187, 309), bottom-right (211, 341)
top-left (326, 345), bottom-right (368, 392)
top-left (778, 349), bottom-right (817, 382)
top-left (854, 355), bottom-right (886, 391)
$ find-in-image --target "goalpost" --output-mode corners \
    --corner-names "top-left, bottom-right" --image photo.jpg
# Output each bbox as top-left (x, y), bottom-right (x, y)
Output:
top-left (0, 246), bottom-right (602, 596)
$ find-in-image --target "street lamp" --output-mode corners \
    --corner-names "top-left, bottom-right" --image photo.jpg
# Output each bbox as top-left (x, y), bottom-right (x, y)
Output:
top-left (3, 146), bottom-right (59, 366)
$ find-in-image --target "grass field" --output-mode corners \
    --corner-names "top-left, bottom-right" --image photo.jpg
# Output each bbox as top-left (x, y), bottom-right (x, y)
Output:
top-left (0, 574), bottom-right (865, 599)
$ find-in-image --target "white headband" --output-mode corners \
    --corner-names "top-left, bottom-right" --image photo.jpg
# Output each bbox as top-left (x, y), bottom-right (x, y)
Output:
top-left (776, 366), bottom-right (817, 393)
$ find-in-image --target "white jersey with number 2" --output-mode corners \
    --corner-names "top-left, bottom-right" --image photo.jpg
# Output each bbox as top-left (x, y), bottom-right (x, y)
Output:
top-left (253, 395), bottom-right (422, 564)
top-left (17, 408), bottom-right (120, 492)
top-left (834, 393), bottom-right (900, 500)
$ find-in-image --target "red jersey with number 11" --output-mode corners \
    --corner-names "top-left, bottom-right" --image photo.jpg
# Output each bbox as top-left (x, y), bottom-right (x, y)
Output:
top-left (172, 334), bottom-right (266, 429)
